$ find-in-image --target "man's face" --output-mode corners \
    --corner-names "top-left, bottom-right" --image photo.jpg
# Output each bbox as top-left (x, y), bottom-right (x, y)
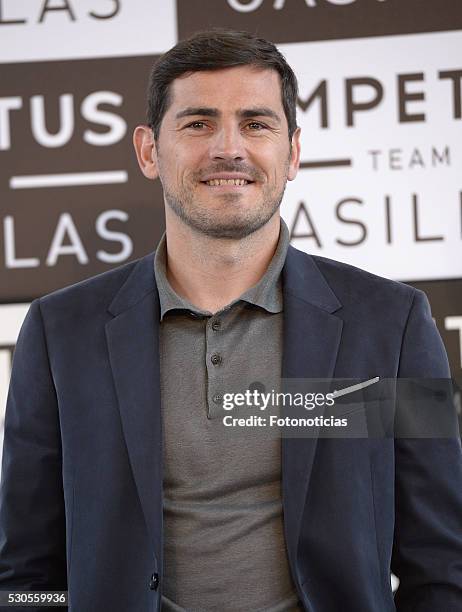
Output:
top-left (152, 65), bottom-right (300, 239)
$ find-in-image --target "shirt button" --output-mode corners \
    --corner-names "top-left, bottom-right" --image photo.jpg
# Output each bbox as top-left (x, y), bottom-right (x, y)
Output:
top-left (149, 572), bottom-right (159, 591)
top-left (212, 319), bottom-right (221, 331)
top-left (211, 353), bottom-right (222, 365)
top-left (213, 394), bottom-right (223, 404)
top-left (249, 382), bottom-right (266, 394)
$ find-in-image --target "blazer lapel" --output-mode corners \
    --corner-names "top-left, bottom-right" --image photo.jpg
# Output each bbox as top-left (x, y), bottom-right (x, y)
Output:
top-left (105, 253), bottom-right (163, 566)
top-left (281, 246), bottom-right (343, 575)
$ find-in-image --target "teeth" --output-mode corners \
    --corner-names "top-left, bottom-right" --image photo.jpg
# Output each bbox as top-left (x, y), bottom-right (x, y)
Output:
top-left (205, 178), bottom-right (249, 186)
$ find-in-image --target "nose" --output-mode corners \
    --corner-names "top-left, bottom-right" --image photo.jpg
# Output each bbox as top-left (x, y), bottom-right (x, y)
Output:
top-left (208, 123), bottom-right (246, 162)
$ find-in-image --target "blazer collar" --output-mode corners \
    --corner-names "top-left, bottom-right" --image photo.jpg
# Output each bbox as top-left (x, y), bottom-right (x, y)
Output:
top-left (107, 252), bottom-right (157, 317)
top-left (282, 244), bottom-right (342, 314)
top-left (107, 244), bottom-right (342, 317)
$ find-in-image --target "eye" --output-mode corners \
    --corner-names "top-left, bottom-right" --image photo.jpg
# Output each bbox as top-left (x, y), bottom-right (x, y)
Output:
top-left (247, 122), bottom-right (266, 130)
top-left (186, 121), bottom-right (207, 129)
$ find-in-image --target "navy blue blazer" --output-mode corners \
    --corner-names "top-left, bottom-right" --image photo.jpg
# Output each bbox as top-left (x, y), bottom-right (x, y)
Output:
top-left (0, 244), bottom-right (461, 612)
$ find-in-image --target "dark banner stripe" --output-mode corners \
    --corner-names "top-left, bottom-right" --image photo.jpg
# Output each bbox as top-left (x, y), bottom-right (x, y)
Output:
top-left (177, 0), bottom-right (462, 44)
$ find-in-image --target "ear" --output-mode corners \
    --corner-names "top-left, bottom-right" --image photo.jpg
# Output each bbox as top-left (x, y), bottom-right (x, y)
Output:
top-left (133, 125), bottom-right (159, 180)
top-left (287, 127), bottom-right (301, 181)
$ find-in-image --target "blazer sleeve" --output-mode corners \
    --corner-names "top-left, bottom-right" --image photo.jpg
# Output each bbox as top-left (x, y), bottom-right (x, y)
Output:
top-left (0, 300), bottom-right (67, 608)
top-left (392, 289), bottom-right (462, 611)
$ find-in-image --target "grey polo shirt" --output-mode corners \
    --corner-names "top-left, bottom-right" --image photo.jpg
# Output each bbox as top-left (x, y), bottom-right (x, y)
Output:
top-left (155, 219), bottom-right (301, 612)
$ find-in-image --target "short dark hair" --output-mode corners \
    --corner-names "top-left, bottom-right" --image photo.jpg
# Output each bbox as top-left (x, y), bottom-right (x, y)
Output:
top-left (146, 29), bottom-right (299, 142)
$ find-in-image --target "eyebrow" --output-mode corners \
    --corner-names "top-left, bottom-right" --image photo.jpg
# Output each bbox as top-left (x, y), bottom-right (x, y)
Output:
top-left (175, 106), bottom-right (282, 123)
top-left (175, 107), bottom-right (219, 119)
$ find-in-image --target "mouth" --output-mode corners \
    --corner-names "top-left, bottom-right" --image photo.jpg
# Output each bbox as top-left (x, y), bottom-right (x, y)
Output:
top-left (201, 178), bottom-right (254, 187)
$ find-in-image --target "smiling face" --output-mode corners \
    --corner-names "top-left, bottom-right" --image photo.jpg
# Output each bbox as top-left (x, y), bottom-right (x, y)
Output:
top-left (138, 65), bottom-right (300, 240)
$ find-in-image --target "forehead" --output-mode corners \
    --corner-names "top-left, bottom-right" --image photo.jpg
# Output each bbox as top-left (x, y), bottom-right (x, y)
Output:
top-left (167, 65), bottom-right (285, 117)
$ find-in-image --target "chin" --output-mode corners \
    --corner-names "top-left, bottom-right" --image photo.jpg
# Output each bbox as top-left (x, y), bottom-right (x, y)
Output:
top-left (191, 215), bottom-right (273, 240)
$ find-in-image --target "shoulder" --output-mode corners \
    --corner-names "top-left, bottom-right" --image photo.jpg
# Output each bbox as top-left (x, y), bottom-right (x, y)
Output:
top-left (289, 248), bottom-right (448, 375)
top-left (37, 252), bottom-right (155, 320)
top-left (306, 253), bottom-right (442, 363)
top-left (309, 252), bottom-right (416, 305)
top-left (284, 245), bottom-right (425, 327)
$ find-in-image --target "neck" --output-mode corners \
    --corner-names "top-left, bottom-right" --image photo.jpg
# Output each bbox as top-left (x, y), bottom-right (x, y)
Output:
top-left (164, 211), bottom-right (281, 313)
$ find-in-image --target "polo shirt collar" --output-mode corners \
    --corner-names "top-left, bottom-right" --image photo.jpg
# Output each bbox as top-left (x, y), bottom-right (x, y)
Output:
top-left (154, 218), bottom-right (289, 320)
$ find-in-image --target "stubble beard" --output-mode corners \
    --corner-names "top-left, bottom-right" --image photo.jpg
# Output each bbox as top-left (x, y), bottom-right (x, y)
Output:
top-left (164, 185), bottom-right (286, 240)
top-left (162, 169), bottom-right (289, 240)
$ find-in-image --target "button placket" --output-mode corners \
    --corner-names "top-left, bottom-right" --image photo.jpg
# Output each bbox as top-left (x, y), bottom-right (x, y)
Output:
top-left (206, 316), bottom-right (226, 419)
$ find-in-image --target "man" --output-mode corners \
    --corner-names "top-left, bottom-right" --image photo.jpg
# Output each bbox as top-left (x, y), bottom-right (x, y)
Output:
top-left (0, 29), bottom-right (461, 612)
